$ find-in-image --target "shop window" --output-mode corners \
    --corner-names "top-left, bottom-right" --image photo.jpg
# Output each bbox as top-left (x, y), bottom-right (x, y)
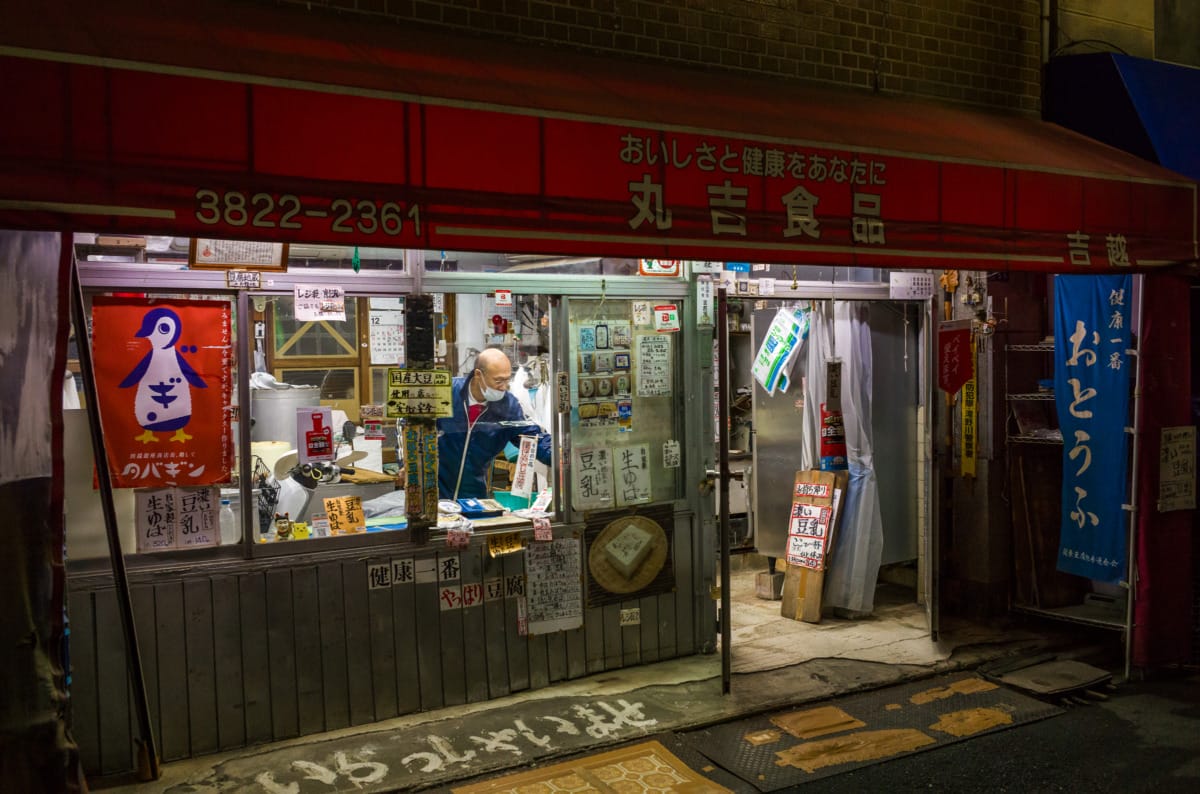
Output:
top-left (64, 290), bottom-right (244, 560)
top-left (566, 298), bottom-right (683, 513)
top-left (424, 250), bottom-right (639, 276)
top-left (272, 367), bottom-right (359, 420)
top-left (271, 296), bottom-right (359, 359)
top-left (438, 291), bottom-right (559, 513)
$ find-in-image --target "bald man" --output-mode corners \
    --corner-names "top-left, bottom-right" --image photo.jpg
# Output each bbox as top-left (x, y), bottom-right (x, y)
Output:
top-left (437, 348), bottom-right (552, 499)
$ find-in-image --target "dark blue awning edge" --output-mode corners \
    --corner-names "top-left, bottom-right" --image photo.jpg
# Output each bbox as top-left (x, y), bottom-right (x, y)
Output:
top-left (1047, 53), bottom-right (1200, 183)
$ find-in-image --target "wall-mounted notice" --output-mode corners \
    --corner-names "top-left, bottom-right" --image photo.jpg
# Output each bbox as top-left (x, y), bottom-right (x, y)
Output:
top-left (294, 283), bottom-right (346, 322)
top-left (226, 270), bottom-right (261, 289)
top-left (785, 470), bottom-right (840, 570)
top-left (636, 334), bottom-right (671, 396)
top-left (786, 503), bottom-right (830, 568)
top-left (368, 561), bottom-right (418, 591)
top-left (415, 557), bottom-right (437, 583)
top-left (385, 369), bottom-right (452, 418)
top-left (176, 486), bottom-right (220, 548)
top-left (135, 488), bottom-right (177, 553)
top-left (323, 495), bottom-right (365, 534)
top-left (653, 304), bottom-right (680, 332)
top-left (1159, 426), bottom-right (1196, 512)
top-left (662, 439), bottom-right (681, 469)
top-left (638, 259), bottom-right (682, 277)
top-left (136, 486), bottom-right (221, 551)
top-left (696, 276), bottom-right (715, 328)
top-left (572, 446), bottom-right (614, 511)
top-left (368, 297), bottom-right (406, 366)
top-left (368, 562), bottom-right (392, 589)
top-left (488, 532), bottom-right (524, 558)
top-left (615, 444), bottom-right (653, 507)
top-left (190, 238), bottom-right (287, 271)
top-left (632, 301), bottom-right (653, 327)
top-left (391, 557), bottom-right (415, 585)
top-left (438, 554), bottom-right (462, 609)
top-left (525, 538), bottom-right (584, 634)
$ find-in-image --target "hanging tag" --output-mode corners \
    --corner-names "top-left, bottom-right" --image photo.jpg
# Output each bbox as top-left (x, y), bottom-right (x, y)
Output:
top-left (696, 276), bottom-right (714, 328)
top-left (960, 336), bottom-right (978, 478)
top-left (510, 435), bottom-right (537, 498)
top-left (516, 596), bottom-right (529, 636)
top-left (531, 487), bottom-right (554, 513)
top-left (825, 359), bottom-right (843, 412)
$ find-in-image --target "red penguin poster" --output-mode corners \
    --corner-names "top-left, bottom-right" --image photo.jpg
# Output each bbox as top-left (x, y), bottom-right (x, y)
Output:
top-left (91, 297), bottom-right (233, 488)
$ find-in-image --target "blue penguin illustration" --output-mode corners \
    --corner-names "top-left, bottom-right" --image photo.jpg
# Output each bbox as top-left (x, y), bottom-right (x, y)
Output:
top-left (118, 307), bottom-right (207, 443)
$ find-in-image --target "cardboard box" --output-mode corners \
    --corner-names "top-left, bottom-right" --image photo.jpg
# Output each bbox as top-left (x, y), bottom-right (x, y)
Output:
top-left (780, 563), bottom-right (823, 622)
top-left (779, 468), bottom-right (850, 623)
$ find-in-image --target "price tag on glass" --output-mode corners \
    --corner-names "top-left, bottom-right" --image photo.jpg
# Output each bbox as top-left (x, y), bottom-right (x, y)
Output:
top-left (532, 516), bottom-right (553, 542)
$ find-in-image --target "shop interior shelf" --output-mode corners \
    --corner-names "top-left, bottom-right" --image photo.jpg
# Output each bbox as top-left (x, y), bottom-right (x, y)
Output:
top-left (1011, 602), bottom-right (1126, 632)
top-left (1006, 343), bottom-right (1055, 352)
top-left (1007, 392), bottom-right (1056, 401)
top-left (1007, 434), bottom-right (1063, 445)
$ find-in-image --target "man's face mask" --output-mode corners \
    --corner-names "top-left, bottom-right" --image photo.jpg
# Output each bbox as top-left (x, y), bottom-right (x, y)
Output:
top-left (476, 370), bottom-right (505, 402)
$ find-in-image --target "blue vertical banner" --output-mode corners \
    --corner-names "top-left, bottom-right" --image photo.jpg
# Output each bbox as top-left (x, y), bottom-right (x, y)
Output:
top-left (1053, 274), bottom-right (1133, 583)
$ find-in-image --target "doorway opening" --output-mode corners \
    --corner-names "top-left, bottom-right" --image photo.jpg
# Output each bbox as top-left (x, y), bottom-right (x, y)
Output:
top-left (719, 295), bottom-right (935, 674)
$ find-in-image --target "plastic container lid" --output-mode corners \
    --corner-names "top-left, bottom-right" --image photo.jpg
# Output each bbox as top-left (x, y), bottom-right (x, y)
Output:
top-left (221, 499), bottom-right (232, 505)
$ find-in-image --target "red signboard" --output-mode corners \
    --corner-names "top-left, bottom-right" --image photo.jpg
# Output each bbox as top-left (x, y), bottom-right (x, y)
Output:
top-left (91, 297), bottom-right (234, 487)
top-left (0, 54), bottom-right (1194, 272)
top-left (938, 322), bottom-right (974, 395)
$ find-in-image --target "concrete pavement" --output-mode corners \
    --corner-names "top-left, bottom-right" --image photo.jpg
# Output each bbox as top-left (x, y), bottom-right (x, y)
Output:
top-left (90, 606), bottom-right (1097, 793)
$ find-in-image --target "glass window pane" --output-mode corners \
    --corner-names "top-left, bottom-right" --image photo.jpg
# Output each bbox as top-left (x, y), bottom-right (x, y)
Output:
top-left (424, 250), bottom-right (638, 276)
top-left (440, 292), bottom-right (557, 507)
top-left (272, 296), bottom-right (359, 359)
top-left (567, 298), bottom-right (681, 511)
top-left (274, 367), bottom-right (360, 422)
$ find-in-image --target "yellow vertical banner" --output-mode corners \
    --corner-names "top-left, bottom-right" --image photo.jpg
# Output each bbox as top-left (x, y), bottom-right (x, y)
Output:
top-left (960, 335), bottom-right (977, 478)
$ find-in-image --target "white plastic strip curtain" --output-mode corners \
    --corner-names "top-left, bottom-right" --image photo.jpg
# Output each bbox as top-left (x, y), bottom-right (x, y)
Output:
top-left (801, 300), bottom-right (884, 615)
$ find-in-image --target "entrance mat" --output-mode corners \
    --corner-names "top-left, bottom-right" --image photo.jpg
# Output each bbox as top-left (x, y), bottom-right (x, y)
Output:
top-left (451, 738), bottom-right (736, 793)
top-left (995, 659), bottom-right (1112, 697)
top-left (677, 672), bottom-right (1063, 791)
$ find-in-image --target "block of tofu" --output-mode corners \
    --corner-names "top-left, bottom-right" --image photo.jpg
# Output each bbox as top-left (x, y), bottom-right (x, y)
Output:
top-left (604, 523), bottom-right (654, 578)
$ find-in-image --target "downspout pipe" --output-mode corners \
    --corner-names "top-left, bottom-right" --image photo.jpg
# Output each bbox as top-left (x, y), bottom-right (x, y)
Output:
top-left (1041, 0), bottom-right (1057, 121)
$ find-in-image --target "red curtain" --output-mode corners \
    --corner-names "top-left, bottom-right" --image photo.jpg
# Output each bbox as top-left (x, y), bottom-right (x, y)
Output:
top-left (1133, 274), bottom-right (1195, 668)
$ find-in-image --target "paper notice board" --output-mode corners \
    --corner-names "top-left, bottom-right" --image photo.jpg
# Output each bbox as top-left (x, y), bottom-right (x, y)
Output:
top-left (781, 469), bottom-right (847, 624)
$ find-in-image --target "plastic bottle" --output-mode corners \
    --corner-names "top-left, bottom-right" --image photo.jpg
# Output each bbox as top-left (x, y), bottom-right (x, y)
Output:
top-left (219, 499), bottom-right (239, 544)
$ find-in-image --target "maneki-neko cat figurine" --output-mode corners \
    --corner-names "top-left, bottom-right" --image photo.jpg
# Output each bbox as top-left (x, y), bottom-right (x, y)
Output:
top-left (273, 512), bottom-right (294, 540)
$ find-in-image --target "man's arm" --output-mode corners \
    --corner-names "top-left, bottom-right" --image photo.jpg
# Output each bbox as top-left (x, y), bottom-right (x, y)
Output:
top-left (534, 428), bottom-right (552, 465)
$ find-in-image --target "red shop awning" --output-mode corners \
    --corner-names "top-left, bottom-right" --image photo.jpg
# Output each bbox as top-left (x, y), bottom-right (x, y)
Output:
top-left (0, 0), bottom-right (1195, 271)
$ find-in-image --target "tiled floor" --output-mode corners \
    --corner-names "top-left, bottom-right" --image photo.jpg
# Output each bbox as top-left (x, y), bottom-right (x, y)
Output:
top-left (724, 562), bottom-right (1031, 675)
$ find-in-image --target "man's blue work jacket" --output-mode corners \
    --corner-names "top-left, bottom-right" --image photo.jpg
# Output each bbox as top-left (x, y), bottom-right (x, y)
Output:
top-left (436, 376), bottom-right (552, 499)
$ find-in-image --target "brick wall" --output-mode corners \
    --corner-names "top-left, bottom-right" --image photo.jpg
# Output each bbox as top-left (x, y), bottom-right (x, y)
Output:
top-left (255, 0), bottom-right (1042, 113)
